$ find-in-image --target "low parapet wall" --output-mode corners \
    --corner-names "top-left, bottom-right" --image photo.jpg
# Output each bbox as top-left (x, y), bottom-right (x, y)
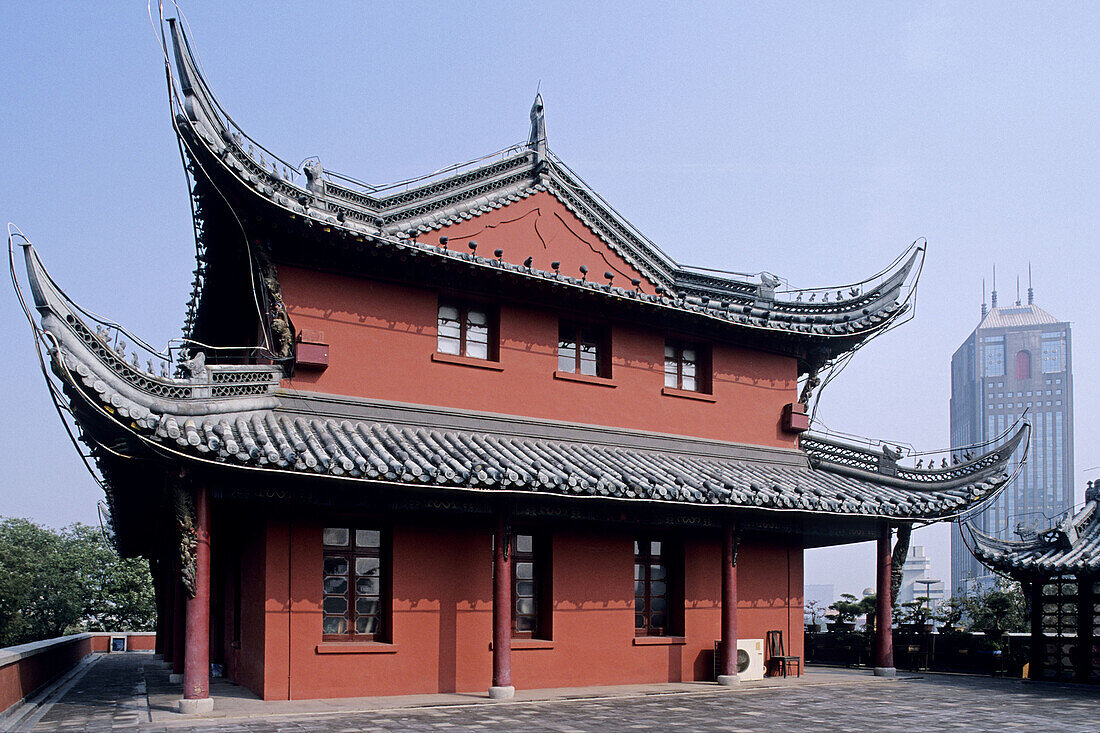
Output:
top-left (0, 632), bottom-right (155, 717)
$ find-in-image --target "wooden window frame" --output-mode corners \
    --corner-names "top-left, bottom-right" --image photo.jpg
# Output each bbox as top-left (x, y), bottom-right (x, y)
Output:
top-left (322, 527), bottom-right (390, 643)
top-left (634, 537), bottom-right (683, 637)
top-left (511, 532), bottom-right (552, 640)
top-left (664, 340), bottom-right (711, 394)
top-left (558, 321), bottom-right (611, 378)
top-left (437, 299), bottom-right (499, 361)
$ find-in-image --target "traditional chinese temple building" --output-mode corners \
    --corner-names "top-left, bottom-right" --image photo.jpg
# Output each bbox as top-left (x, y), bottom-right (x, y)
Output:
top-left (968, 482), bottom-right (1100, 683)
top-left (13, 16), bottom-right (1029, 712)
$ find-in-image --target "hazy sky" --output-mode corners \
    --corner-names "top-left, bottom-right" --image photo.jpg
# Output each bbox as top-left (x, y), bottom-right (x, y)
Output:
top-left (2, 2), bottom-right (1097, 597)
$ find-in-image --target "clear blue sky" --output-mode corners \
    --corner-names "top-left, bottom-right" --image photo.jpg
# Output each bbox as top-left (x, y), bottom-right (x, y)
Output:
top-left (3, 2), bottom-right (1098, 596)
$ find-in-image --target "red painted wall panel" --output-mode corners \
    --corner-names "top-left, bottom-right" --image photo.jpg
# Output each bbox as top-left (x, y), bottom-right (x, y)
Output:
top-left (259, 519), bottom-right (803, 699)
top-left (280, 268), bottom-right (798, 448)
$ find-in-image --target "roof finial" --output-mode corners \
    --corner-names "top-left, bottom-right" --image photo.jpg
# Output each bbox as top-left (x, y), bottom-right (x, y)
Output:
top-left (981, 278), bottom-right (987, 319)
top-left (528, 91), bottom-right (547, 164)
top-left (1027, 262), bottom-right (1034, 305)
top-left (991, 264), bottom-right (998, 309)
top-left (1015, 274), bottom-right (1021, 306)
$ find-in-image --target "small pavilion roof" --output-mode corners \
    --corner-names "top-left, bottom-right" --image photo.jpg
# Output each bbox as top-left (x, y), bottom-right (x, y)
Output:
top-left (968, 483), bottom-right (1100, 577)
top-left (18, 241), bottom-right (1027, 529)
top-left (164, 17), bottom-right (923, 365)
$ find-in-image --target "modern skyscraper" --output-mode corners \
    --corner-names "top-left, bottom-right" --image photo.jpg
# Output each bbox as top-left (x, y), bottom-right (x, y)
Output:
top-left (949, 279), bottom-right (1074, 594)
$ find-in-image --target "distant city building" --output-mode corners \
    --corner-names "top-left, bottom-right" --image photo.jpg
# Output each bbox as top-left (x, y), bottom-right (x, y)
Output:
top-left (896, 546), bottom-right (944, 610)
top-left (949, 281), bottom-right (1074, 594)
top-left (805, 584), bottom-right (835, 609)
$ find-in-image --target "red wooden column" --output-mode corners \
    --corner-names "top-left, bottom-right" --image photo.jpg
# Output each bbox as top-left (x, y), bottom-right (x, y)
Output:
top-left (717, 525), bottom-right (740, 685)
top-left (179, 484), bottom-right (213, 713)
top-left (489, 508), bottom-right (514, 699)
top-left (873, 523), bottom-right (895, 676)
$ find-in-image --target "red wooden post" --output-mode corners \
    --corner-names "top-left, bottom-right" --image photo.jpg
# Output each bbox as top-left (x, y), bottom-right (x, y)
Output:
top-left (180, 484), bottom-right (213, 713)
top-left (490, 508), bottom-right (514, 699)
top-left (718, 525), bottom-right (740, 684)
top-left (874, 523), bottom-right (895, 676)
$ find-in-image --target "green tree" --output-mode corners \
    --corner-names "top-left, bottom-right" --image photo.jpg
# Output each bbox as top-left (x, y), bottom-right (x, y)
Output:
top-left (0, 518), bottom-right (155, 646)
top-left (958, 578), bottom-right (1027, 634)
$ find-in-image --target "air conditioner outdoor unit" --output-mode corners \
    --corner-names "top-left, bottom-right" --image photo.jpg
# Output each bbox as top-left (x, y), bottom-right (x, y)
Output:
top-left (737, 638), bottom-right (765, 680)
top-left (712, 638), bottom-right (766, 681)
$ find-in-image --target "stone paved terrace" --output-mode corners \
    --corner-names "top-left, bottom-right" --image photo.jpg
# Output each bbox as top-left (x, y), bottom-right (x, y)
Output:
top-left (9, 653), bottom-right (1098, 732)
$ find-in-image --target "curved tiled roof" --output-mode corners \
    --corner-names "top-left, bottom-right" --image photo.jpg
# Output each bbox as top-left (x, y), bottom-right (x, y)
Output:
top-left (969, 484), bottom-right (1100, 576)
top-left (164, 17), bottom-right (922, 357)
top-left (19, 241), bottom-right (1027, 522)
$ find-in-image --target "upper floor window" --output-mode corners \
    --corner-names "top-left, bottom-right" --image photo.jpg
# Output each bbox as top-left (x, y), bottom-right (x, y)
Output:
top-left (322, 527), bottom-right (387, 642)
top-left (983, 343), bottom-right (1005, 377)
top-left (512, 532), bottom-right (552, 639)
top-left (634, 538), bottom-right (681, 637)
top-left (438, 300), bottom-right (496, 360)
top-left (1016, 350), bottom-right (1031, 380)
top-left (664, 341), bottom-right (710, 393)
top-left (558, 322), bottom-right (610, 377)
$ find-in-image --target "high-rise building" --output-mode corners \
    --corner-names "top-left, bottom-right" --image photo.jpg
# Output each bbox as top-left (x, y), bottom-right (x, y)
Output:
top-left (949, 280), bottom-right (1074, 594)
top-left (897, 546), bottom-right (944, 610)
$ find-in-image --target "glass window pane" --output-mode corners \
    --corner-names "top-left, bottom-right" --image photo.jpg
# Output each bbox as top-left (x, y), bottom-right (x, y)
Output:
top-left (356, 557), bottom-right (380, 576)
top-left (650, 541), bottom-right (662, 557)
top-left (652, 597), bottom-right (667, 613)
top-left (467, 309), bottom-right (488, 326)
top-left (356, 616), bottom-right (379, 635)
top-left (683, 362), bottom-right (695, 378)
top-left (323, 616), bottom-right (347, 635)
top-left (665, 370), bottom-right (678, 388)
top-left (516, 598), bottom-right (535, 615)
top-left (323, 576), bottom-right (348, 595)
top-left (438, 305), bottom-right (459, 321)
top-left (323, 557), bottom-right (348, 576)
top-left (516, 562), bottom-right (533, 580)
top-left (558, 341), bottom-right (576, 372)
top-left (355, 529), bottom-right (380, 548)
top-left (633, 541), bottom-right (640, 555)
top-left (635, 613), bottom-right (645, 629)
top-left (356, 576), bottom-right (379, 595)
top-left (652, 581), bottom-right (667, 597)
top-left (682, 375), bottom-right (696, 391)
top-left (682, 349), bottom-right (696, 363)
top-left (323, 528), bottom-right (349, 546)
top-left (635, 580), bottom-right (645, 595)
top-left (665, 344), bottom-right (675, 359)
top-left (356, 598), bottom-right (379, 616)
top-left (516, 580), bottom-right (535, 596)
top-left (323, 596), bottom-right (347, 615)
top-left (634, 563), bottom-right (644, 580)
top-left (650, 564), bottom-right (666, 580)
top-left (465, 339), bottom-right (488, 359)
top-left (651, 613), bottom-right (667, 629)
top-left (438, 334), bottom-right (461, 355)
top-left (515, 534), bottom-right (533, 553)
top-left (516, 616), bottom-right (535, 632)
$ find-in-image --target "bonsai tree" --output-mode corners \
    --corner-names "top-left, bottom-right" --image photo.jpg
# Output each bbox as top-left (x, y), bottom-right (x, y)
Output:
top-left (896, 600), bottom-right (933, 629)
top-left (829, 594), bottom-right (863, 629)
top-left (934, 597), bottom-right (965, 632)
top-left (961, 579), bottom-right (1027, 635)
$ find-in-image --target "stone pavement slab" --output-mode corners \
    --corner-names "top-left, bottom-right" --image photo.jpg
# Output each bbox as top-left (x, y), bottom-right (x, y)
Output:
top-left (23, 654), bottom-right (1100, 732)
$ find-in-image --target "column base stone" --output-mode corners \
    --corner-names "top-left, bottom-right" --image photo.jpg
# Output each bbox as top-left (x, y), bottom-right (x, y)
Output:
top-left (873, 667), bottom-right (896, 677)
top-left (178, 697), bottom-right (214, 714)
top-left (168, 673), bottom-right (183, 684)
top-left (716, 674), bottom-right (741, 686)
top-left (488, 685), bottom-right (515, 700)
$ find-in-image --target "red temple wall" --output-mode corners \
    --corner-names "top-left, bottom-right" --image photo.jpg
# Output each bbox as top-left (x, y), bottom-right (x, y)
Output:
top-left (279, 267), bottom-right (798, 449)
top-left (404, 192), bottom-right (660, 294)
top-left (232, 517), bottom-right (803, 699)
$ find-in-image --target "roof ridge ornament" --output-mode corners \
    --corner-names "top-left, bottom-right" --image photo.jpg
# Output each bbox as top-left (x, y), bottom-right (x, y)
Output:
top-left (528, 93), bottom-right (547, 165)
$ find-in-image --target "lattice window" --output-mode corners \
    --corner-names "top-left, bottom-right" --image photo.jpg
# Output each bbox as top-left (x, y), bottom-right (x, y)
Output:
top-left (322, 527), bottom-right (386, 641)
top-left (1039, 575), bottom-right (1078, 681)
